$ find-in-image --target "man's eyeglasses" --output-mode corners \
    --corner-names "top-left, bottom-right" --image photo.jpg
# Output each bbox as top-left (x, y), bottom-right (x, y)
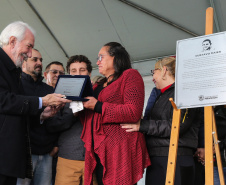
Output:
top-left (150, 68), bottom-right (161, 76)
top-left (47, 70), bottom-right (65, 75)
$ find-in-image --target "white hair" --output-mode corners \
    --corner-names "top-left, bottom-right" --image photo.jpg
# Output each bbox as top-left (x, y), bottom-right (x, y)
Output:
top-left (0, 21), bottom-right (35, 47)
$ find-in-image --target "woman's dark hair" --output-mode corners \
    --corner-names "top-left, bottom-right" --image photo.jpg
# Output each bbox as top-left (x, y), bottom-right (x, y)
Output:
top-left (99, 42), bottom-right (132, 85)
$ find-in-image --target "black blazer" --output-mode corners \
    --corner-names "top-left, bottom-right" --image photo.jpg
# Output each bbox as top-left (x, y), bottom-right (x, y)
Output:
top-left (0, 48), bottom-right (39, 178)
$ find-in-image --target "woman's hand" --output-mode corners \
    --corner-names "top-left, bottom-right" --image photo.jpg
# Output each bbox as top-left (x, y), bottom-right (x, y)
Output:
top-left (121, 120), bottom-right (141, 132)
top-left (83, 96), bottom-right (98, 110)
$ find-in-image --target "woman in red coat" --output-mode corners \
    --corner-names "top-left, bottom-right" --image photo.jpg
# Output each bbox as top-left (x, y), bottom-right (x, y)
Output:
top-left (81, 42), bottom-right (150, 185)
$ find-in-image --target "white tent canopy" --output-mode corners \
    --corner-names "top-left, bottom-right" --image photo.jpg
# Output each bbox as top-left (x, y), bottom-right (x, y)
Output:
top-left (1, 0), bottom-right (225, 73)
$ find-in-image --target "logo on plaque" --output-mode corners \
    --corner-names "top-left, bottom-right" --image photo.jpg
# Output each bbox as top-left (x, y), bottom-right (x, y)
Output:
top-left (198, 95), bottom-right (204, 101)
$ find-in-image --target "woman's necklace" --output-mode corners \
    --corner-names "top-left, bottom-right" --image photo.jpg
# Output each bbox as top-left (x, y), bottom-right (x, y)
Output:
top-left (104, 74), bottom-right (114, 87)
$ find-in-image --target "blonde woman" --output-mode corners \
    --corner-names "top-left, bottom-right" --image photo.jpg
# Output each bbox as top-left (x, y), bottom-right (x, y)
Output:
top-left (122, 57), bottom-right (200, 185)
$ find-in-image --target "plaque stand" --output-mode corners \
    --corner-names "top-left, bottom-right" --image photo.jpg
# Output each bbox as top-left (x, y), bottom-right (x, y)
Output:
top-left (165, 8), bottom-right (225, 185)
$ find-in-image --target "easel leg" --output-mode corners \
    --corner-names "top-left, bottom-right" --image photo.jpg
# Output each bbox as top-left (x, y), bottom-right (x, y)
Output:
top-left (165, 107), bottom-right (181, 185)
top-left (205, 106), bottom-right (214, 185)
top-left (212, 111), bottom-right (225, 185)
top-left (204, 7), bottom-right (214, 185)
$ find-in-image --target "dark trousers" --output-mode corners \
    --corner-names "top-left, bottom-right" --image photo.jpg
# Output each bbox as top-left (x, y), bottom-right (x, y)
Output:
top-left (194, 158), bottom-right (205, 185)
top-left (146, 156), bottom-right (195, 185)
top-left (51, 156), bottom-right (58, 185)
top-left (0, 174), bottom-right (17, 185)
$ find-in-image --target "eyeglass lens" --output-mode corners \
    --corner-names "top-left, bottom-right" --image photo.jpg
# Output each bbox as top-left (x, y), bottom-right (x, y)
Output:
top-left (50, 70), bottom-right (65, 75)
top-left (97, 55), bottom-right (102, 61)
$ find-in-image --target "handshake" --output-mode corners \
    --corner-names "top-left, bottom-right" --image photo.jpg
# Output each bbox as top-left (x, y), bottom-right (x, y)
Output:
top-left (41, 93), bottom-right (71, 107)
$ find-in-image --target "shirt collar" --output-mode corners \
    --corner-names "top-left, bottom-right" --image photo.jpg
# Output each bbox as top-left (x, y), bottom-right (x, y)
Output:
top-left (161, 83), bottom-right (173, 93)
top-left (21, 72), bottom-right (44, 83)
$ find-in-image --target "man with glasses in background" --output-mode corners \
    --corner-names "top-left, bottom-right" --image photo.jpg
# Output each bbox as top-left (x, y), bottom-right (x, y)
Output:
top-left (44, 61), bottom-right (65, 185)
top-left (44, 61), bottom-right (65, 88)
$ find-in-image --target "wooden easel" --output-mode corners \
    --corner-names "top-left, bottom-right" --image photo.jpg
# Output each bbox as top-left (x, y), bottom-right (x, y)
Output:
top-left (165, 7), bottom-right (225, 185)
top-left (165, 98), bottom-right (181, 185)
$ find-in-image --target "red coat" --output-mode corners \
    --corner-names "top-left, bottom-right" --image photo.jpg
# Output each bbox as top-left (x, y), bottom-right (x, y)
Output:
top-left (81, 69), bottom-right (151, 185)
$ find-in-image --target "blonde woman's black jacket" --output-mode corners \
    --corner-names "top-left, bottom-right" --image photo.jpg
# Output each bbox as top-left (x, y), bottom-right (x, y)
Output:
top-left (139, 83), bottom-right (200, 156)
top-left (0, 48), bottom-right (39, 178)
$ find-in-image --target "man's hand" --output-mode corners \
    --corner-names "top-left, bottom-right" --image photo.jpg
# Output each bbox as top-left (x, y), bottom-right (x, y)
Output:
top-left (49, 147), bottom-right (59, 157)
top-left (73, 112), bottom-right (79, 117)
top-left (121, 120), bottom-right (141, 132)
top-left (83, 97), bottom-right (98, 110)
top-left (42, 93), bottom-right (71, 107)
top-left (40, 106), bottom-right (61, 121)
top-left (194, 148), bottom-right (205, 165)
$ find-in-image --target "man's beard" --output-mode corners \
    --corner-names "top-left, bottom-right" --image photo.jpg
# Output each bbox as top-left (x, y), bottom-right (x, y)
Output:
top-left (32, 70), bottom-right (42, 78)
top-left (15, 57), bottom-right (24, 68)
top-left (12, 44), bottom-right (27, 68)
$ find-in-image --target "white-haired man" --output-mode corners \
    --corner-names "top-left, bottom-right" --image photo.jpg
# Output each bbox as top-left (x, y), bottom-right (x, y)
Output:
top-left (0, 21), bottom-right (70, 185)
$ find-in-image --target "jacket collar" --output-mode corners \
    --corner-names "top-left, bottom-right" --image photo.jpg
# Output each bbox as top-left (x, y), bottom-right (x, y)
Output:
top-left (21, 71), bottom-right (44, 84)
top-left (0, 47), bottom-right (17, 71)
top-left (161, 83), bottom-right (175, 94)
